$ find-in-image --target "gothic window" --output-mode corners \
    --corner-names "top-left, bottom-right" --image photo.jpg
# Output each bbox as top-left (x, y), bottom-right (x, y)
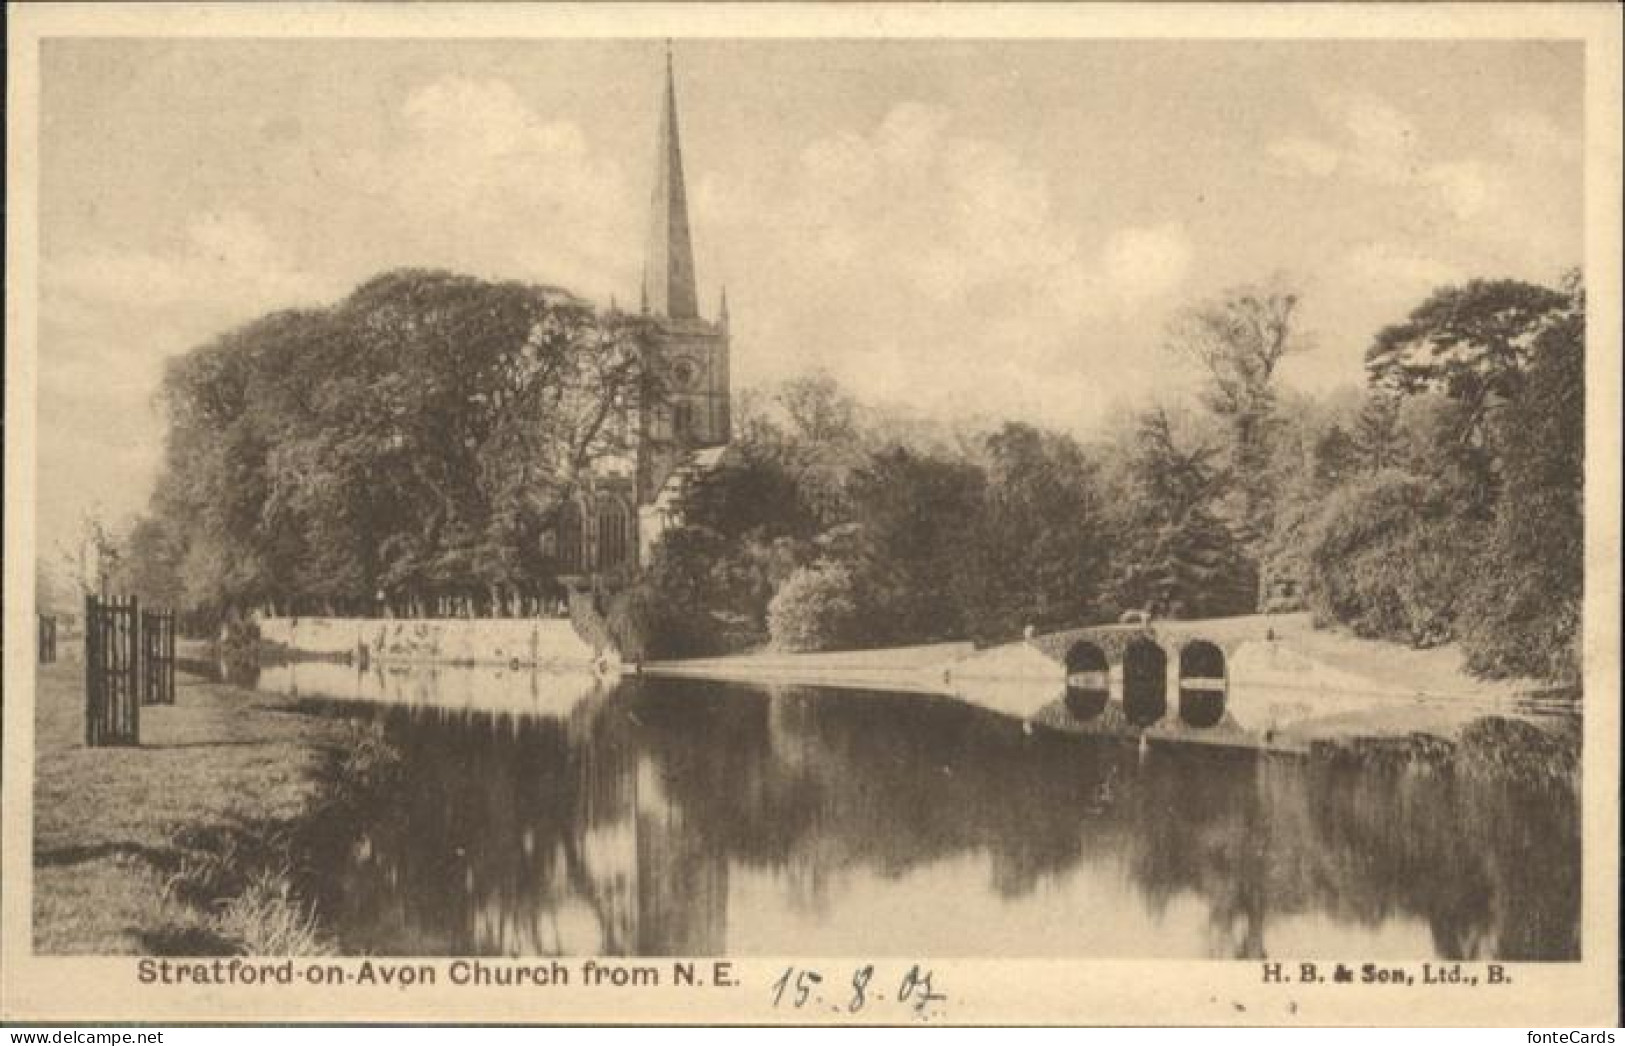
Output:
top-left (674, 400), bottom-right (695, 440)
top-left (596, 498), bottom-right (634, 570)
top-left (556, 501), bottom-right (586, 575)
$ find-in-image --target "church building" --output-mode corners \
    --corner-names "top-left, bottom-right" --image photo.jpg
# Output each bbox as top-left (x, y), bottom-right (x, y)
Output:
top-left (553, 50), bottom-right (732, 578)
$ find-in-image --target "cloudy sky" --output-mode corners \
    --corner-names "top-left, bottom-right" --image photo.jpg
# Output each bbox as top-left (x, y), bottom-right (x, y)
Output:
top-left (36, 38), bottom-right (1582, 540)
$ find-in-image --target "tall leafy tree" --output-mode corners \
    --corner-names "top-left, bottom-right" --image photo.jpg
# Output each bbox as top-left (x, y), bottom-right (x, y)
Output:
top-left (975, 423), bottom-right (1109, 637)
top-left (1456, 279), bottom-right (1585, 679)
top-left (845, 446), bottom-right (988, 645)
top-left (1166, 280), bottom-right (1306, 553)
top-left (146, 270), bottom-right (645, 616)
top-left (736, 371), bottom-right (867, 529)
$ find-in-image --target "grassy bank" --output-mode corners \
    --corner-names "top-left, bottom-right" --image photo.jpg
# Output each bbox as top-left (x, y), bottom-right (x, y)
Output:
top-left (31, 657), bottom-right (351, 954)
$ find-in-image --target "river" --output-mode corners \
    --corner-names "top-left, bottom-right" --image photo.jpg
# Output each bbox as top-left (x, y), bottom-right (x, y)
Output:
top-left (244, 659), bottom-right (1580, 961)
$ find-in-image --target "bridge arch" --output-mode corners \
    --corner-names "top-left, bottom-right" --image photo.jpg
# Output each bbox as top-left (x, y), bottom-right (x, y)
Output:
top-left (1063, 640), bottom-right (1109, 720)
top-left (1177, 639), bottom-right (1227, 728)
top-left (1122, 638), bottom-right (1167, 726)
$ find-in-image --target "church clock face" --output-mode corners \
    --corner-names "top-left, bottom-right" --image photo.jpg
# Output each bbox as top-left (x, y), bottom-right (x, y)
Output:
top-left (669, 355), bottom-right (700, 390)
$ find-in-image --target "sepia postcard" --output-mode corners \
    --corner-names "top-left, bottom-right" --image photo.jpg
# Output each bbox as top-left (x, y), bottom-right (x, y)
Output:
top-left (4, 1), bottom-right (1620, 1028)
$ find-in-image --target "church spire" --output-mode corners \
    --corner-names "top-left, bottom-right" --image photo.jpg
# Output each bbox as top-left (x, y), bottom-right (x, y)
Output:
top-left (645, 42), bottom-right (699, 320)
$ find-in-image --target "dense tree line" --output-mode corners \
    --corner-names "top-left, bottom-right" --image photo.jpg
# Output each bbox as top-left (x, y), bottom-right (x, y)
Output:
top-left (113, 265), bottom-right (1583, 682)
top-left (616, 273), bottom-right (1583, 682)
top-left (1314, 275), bottom-right (1584, 678)
top-left (120, 270), bottom-right (649, 619)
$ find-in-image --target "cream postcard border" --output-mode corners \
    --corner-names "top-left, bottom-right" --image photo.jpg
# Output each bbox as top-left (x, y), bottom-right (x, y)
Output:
top-left (4, 2), bottom-right (1619, 1027)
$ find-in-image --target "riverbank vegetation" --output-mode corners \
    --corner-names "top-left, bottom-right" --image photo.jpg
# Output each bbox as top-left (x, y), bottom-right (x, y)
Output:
top-left (32, 660), bottom-right (330, 952)
top-left (31, 658), bottom-right (407, 955)
top-left (105, 267), bottom-right (1583, 682)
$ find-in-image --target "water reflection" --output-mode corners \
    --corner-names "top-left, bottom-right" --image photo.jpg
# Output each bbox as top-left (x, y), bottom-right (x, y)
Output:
top-left (262, 659), bottom-right (604, 717)
top-left (267, 670), bottom-right (1580, 960)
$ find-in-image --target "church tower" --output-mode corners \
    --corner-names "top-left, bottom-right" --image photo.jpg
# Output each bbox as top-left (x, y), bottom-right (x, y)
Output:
top-left (635, 46), bottom-right (732, 560)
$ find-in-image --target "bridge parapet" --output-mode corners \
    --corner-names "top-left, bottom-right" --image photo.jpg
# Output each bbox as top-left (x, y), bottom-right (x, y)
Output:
top-left (1031, 614), bottom-right (1296, 666)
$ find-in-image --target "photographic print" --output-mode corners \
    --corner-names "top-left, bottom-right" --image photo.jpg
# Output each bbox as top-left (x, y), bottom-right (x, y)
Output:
top-left (4, 2), bottom-right (1619, 1027)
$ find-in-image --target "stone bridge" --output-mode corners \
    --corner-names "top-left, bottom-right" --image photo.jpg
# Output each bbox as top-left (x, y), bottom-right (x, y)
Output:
top-left (947, 614), bottom-right (1299, 735)
top-left (650, 613), bottom-right (1557, 746)
top-left (1029, 616), bottom-right (1279, 665)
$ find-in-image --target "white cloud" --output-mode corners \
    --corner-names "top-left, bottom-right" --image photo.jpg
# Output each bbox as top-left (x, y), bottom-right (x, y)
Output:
top-left (1272, 93), bottom-right (1550, 245)
top-left (1273, 95), bottom-right (1439, 191)
top-left (697, 101), bottom-right (1194, 420)
top-left (1267, 137), bottom-right (1341, 178)
top-left (39, 208), bottom-right (332, 539)
top-left (1492, 109), bottom-right (1581, 163)
top-left (875, 101), bottom-right (954, 166)
top-left (1343, 241), bottom-right (1464, 298)
top-left (1335, 94), bottom-right (1419, 178)
top-left (342, 76), bottom-right (638, 298)
top-left (1423, 160), bottom-right (1501, 221)
top-left (736, 100), bottom-right (1084, 307)
top-left (1099, 224), bottom-right (1194, 304)
top-left (1268, 96), bottom-right (1420, 185)
top-left (45, 209), bottom-right (324, 317)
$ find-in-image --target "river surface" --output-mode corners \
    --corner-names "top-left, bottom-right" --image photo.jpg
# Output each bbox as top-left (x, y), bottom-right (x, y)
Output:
top-left (247, 660), bottom-right (1580, 960)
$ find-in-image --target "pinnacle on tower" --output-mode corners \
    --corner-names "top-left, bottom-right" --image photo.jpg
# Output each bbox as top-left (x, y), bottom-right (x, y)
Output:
top-left (645, 43), bottom-right (700, 320)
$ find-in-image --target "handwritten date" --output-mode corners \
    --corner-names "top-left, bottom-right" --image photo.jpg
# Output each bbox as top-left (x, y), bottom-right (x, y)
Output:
top-left (770, 964), bottom-right (946, 1018)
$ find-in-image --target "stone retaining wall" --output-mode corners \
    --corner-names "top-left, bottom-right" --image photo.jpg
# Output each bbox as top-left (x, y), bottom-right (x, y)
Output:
top-left (255, 616), bottom-right (604, 669)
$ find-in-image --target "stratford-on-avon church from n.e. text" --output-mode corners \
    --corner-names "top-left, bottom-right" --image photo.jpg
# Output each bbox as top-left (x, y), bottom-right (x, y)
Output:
top-left (550, 49), bottom-right (732, 579)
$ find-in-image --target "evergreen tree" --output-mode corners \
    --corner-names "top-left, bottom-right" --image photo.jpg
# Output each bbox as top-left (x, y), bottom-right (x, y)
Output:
top-left (1351, 392), bottom-right (1405, 472)
top-left (1113, 409), bottom-right (1254, 619)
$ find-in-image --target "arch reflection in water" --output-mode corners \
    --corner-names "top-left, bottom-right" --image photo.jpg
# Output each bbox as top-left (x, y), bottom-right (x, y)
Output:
top-left (1178, 640), bottom-right (1227, 728)
top-left (1122, 638), bottom-right (1168, 726)
top-left (1063, 641), bottom-right (1109, 720)
top-left (275, 668), bottom-right (1579, 960)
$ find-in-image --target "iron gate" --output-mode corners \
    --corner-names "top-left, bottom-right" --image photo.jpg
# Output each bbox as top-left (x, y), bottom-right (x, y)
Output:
top-left (84, 595), bottom-right (140, 746)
